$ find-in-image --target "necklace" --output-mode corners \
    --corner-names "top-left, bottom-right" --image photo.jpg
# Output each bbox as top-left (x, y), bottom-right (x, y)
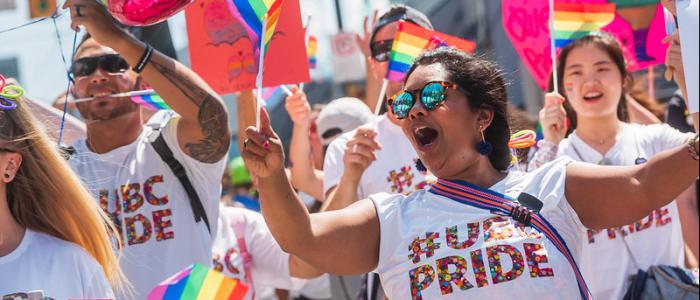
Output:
top-left (570, 143), bottom-right (613, 165)
top-left (578, 124), bottom-right (621, 146)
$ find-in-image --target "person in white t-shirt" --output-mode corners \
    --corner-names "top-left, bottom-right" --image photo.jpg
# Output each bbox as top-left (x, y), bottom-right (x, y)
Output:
top-left (321, 4), bottom-right (434, 216)
top-left (62, 2), bottom-right (231, 298)
top-left (212, 206), bottom-right (322, 300)
top-left (0, 91), bottom-right (123, 298)
top-left (530, 33), bottom-right (698, 299)
top-left (240, 47), bottom-right (699, 300)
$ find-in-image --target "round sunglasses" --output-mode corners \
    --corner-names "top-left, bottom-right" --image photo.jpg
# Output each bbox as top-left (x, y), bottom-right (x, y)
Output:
top-left (388, 81), bottom-right (467, 119)
top-left (71, 54), bottom-right (130, 78)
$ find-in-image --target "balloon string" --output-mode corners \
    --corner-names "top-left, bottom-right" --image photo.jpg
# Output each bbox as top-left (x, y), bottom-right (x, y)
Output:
top-left (55, 17), bottom-right (78, 146)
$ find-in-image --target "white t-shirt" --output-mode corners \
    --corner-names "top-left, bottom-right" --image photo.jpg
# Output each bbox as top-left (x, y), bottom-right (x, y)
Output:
top-left (323, 115), bottom-right (433, 198)
top-left (0, 230), bottom-right (114, 299)
top-left (212, 206), bottom-right (297, 300)
top-left (558, 123), bottom-right (691, 300)
top-left (69, 113), bottom-right (226, 299)
top-left (371, 158), bottom-right (588, 300)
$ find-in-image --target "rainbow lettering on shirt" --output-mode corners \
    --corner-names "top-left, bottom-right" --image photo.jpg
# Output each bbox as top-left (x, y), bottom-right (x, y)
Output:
top-left (98, 175), bottom-right (175, 247)
top-left (406, 217), bottom-right (554, 300)
top-left (586, 207), bottom-right (672, 244)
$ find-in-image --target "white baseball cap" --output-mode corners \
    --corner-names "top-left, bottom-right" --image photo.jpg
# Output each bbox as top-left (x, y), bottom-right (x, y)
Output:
top-left (316, 97), bottom-right (374, 146)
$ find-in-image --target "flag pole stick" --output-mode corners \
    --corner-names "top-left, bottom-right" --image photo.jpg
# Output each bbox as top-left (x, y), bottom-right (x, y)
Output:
top-left (371, 79), bottom-right (389, 130)
top-left (548, 0), bottom-right (559, 94)
top-left (256, 17), bottom-right (269, 129)
top-left (300, 15), bottom-right (312, 92)
top-left (71, 89), bottom-right (155, 103)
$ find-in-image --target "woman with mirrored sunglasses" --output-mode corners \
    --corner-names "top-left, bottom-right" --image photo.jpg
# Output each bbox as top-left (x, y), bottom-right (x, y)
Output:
top-left (240, 47), bottom-right (699, 300)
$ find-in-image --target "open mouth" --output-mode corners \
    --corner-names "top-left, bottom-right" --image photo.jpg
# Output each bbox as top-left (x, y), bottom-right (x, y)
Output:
top-left (583, 92), bottom-right (603, 102)
top-left (413, 126), bottom-right (439, 147)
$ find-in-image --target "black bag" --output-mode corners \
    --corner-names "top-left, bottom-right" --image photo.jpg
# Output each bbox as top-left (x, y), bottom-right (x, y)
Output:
top-left (623, 265), bottom-right (699, 300)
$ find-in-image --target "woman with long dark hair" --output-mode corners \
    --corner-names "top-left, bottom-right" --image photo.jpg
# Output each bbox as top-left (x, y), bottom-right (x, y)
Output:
top-left (240, 48), bottom-right (698, 299)
top-left (531, 33), bottom-right (698, 299)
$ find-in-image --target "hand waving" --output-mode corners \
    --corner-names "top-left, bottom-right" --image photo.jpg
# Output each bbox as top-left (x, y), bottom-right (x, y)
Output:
top-left (241, 107), bottom-right (285, 178)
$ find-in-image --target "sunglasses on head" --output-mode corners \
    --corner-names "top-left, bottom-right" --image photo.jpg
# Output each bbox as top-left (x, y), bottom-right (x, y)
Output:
top-left (71, 54), bottom-right (130, 78)
top-left (388, 81), bottom-right (467, 120)
top-left (370, 39), bottom-right (394, 62)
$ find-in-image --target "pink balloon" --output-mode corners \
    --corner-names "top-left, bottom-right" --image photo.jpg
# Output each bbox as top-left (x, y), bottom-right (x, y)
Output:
top-left (108, 0), bottom-right (194, 26)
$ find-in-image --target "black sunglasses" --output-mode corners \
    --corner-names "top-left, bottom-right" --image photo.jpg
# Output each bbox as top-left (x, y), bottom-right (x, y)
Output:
top-left (71, 54), bottom-right (130, 78)
top-left (387, 81), bottom-right (468, 120)
top-left (370, 39), bottom-right (394, 62)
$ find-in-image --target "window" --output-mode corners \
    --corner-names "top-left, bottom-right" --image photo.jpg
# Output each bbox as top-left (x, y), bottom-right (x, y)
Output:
top-left (0, 57), bottom-right (20, 80)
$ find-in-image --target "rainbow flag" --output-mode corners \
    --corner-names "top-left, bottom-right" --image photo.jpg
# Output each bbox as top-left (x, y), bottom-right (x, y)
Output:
top-left (385, 21), bottom-right (476, 82)
top-left (307, 35), bottom-right (318, 69)
top-left (230, 0), bottom-right (285, 55)
top-left (131, 92), bottom-right (170, 111)
top-left (553, 2), bottom-right (616, 49)
top-left (147, 264), bottom-right (249, 300)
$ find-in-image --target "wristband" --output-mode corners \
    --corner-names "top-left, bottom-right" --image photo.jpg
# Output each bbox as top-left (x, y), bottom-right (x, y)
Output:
top-left (133, 45), bottom-right (154, 74)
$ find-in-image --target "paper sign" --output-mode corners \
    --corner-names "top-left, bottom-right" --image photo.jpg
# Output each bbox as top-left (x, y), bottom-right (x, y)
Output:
top-left (331, 32), bottom-right (366, 83)
top-left (503, 0), bottom-right (669, 90)
top-left (28, 0), bottom-right (55, 18)
top-left (503, 0), bottom-right (553, 90)
top-left (185, 0), bottom-right (309, 94)
top-left (602, 3), bottom-right (668, 71)
top-left (676, 0), bottom-right (699, 113)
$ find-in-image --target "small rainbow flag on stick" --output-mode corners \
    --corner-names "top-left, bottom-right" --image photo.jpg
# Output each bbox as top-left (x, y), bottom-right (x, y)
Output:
top-left (230, 0), bottom-right (285, 55)
top-left (385, 21), bottom-right (476, 82)
top-left (131, 90), bottom-right (170, 111)
top-left (147, 264), bottom-right (249, 300)
top-left (553, 2), bottom-right (616, 49)
top-left (307, 35), bottom-right (318, 69)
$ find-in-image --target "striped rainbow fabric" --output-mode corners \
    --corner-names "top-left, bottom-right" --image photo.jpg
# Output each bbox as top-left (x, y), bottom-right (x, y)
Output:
top-left (307, 35), bottom-right (318, 69)
top-left (131, 92), bottom-right (170, 111)
top-left (553, 2), bottom-right (616, 49)
top-left (147, 264), bottom-right (249, 300)
top-left (385, 21), bottom-right (476, 82)
top-left (230, 0), bottom-right (284, 55)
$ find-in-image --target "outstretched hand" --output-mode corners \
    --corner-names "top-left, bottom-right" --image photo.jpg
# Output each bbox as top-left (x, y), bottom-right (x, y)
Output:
top-left (241, 107), bottom-right (285, 179)
top-left (285, 86), bottom-right (311, 127)
top-left (63, 0), bottom-right (125, 48)
top-left (355, 10), bottom-right (379, 60)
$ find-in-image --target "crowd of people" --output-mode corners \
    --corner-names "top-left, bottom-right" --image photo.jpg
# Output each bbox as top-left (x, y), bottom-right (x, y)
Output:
top-left (0, 1), bottom-right (698, 300)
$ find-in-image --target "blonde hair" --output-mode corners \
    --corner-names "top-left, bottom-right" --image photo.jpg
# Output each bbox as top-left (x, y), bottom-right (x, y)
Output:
top-left (0, 95), bottom-right (128, 292)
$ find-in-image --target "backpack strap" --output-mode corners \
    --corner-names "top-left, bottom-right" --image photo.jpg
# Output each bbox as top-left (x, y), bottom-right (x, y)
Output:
top-left (429, 179), bottom-right (592, 300)
top-left (230, 210), bottom-right (255, 298)
top-left (149, 112), bottom-right (211, 234)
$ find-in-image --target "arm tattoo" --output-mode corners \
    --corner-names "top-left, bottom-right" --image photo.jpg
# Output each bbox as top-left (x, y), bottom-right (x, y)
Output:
top-left (150, 59), bottom-right (231, 163)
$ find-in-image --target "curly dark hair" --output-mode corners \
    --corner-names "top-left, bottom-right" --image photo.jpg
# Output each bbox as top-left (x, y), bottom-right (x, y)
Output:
top-left (406, 47), bottom-right (512, 171)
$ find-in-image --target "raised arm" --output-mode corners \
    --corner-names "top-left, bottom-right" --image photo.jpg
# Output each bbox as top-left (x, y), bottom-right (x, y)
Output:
top-left (320, 127), bottom-right (380, 211)
top-left (64, 0), bottom-right (231, 163)
top-left (566, 136), bottom-right (699, 230)
top-left (241, 108), bottom-right (380, 275)
top-left (285, 88), bottom-right (324, 200)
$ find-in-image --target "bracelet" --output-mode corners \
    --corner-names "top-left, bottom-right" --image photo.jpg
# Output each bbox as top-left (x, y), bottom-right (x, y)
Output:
top-left (133, 45), bottom-right (154, 74)
top-left (688, 133), bottom-right (699, 161)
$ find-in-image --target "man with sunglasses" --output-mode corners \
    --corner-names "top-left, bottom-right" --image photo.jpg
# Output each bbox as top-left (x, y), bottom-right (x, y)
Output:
top-left (62, 0), bottom-right (230, 298)
top-left (321, 5), bottom-right (435, 300)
